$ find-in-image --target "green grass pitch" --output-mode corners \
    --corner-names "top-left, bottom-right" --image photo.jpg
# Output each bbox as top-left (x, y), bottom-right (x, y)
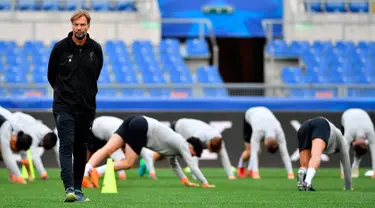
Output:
top-left (0, 168), bottom-right (374, 208)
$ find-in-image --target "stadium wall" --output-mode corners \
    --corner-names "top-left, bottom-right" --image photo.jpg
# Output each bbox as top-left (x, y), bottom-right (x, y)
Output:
top-left (4, 110), bottom-right (373, 169)
top-left (0, 11), bottom-right (161, 44)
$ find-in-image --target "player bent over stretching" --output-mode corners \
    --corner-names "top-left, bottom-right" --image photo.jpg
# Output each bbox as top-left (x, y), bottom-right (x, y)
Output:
top-left (85, 115), bottom-right (215, 189)
top-left (0, 114), bottom-right (32, 184)
top-left (341, 108), bottom-right (375, 178)
top-left (237, 106), bottom-right (294, 179)
top-left (139, 118), bottom-right (236, 180)
top-left (82, 116), bottom-right (128, 188)
top-left (297, 117), bottom-right (352, 191)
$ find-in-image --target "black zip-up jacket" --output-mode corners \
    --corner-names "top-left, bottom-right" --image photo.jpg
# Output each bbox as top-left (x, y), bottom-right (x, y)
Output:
top-left (48, 32), bottom-right (103, 113)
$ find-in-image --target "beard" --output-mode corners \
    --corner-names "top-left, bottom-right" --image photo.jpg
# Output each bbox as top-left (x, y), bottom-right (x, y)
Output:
top-left (74, 31), bottom-right (86, 40)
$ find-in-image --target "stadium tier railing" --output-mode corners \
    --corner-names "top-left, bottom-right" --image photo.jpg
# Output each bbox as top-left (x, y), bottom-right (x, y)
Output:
top-left (2, 95), bottom-right (375, 111)
top-left (2, 83), bottom-right (375, 98)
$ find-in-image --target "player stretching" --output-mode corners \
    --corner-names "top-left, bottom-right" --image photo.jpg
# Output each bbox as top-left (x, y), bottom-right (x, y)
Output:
top-left (297, 117), bottom-right (352, 191)
top-left (237, 106), bottom-right (294, 179)
top-left (85, 115), bottom-right (215, 189)
top-left (80, 116), bottom-right (127, 188)
top-left (0, 109), bottom-right (32, 184)
top-left (139, 118), bottom-right (236, 180)
top-left (13, 111), bottom-right (58, 180)
top-left (341, 108), bottom-right (375, 178)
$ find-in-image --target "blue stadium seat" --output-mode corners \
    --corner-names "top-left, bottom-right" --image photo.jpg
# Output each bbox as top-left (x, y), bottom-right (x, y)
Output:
top-left (304, 0), bottom-right (323, 12)
top-left (0, 88), bottom-right (7, 97)
top-left (24, 40), bottom-right (44, 49)
top-left (5, 65), bottom-right (29, 74)
top-left (32, 72), bottom-right (48, 84)
top-left (0, 62), bottom-right (4, 73)
top-left (169, 72), bottom-right (193, 97)
top-left (160, 54), bottom-right (185, 67)
top-left (185, 39), bottom-right (210, 57)
top-left (92, 0), bottom-right (109, 11)
top-left (312, 41), bottom-right (333, 53)
top-left (142, 72), bottom-right (170, 97)
top-left (115, 71), bottom-right (138, 84)
top-left (349, 0), bottom-right (369, 12)
top-left (42, 0), bottom-right (58, 11)
top-left (58, 1), bottom-right (77, 11)
top-left (112, 63), bottom-right (136, 75)
top-left (121, 88), bottom-right (144, 97)
top-left (325, 1), bottom-right (346, 12)
top-left (266, 39), bottom-right (289, 57)
top-left (98, 72), bottom-right (111, 84)
top-left (117, 0), bottom-right (137, 11)
top-left (143, 72), bottom-right (167, 84)
top-left (109, 54), bottom-right (132, 66)
top-left (328, 69), bottom-right (344, 83)
top-left (1, 41), bottom-right (17, 50)
top-left (159, 39), bottom-right (180, 54)
top-left (133, 40), bottom-right (153, 51)
top-left (169, 71), bottom-right (193, 84)
top-left (5, 72), bottom-right (28, 83)
top-left (281, 67), bottom-right (304, 84)
top-left (289, 41), bottom-right (310, 56)
top-left (172, 66), bottom-right (189, 75)
top-left (9, 89), bottom-right (26, 96)
top-left (277, 39), bottom-right (375, 97)
top-left (148, 88), bottom-right (171, 97)
top-left (17, 0), bottom-right (36, 10)
top-left (97, 88), bottom-right (117, 97)
top-left (105, 40), bottom-right (128, 50)
top-left (50, 40), bottom-right (59, 48)
top-left (112, 63), bottom-right (136, 74)
top-left (203, 88), bottom-right (228, 97)
top-left (357, 41), bottom-right (372, 50)
top-left (0, 0), bottom-right (11, 10)
top-left (196, 66), bottom-right (223, 83)
top-left (79, 0), bottom-right (91, 10)
top-left (160, 64), bottom-right (176, 73)
top-left (335, 41), bottom-right (355, 51)
top-left (348, 88), bottom-right (362, 97)
top-left (30, 55), bottom-right (48, 65)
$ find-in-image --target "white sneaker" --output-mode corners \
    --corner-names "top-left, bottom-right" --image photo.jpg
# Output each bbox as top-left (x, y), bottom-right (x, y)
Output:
top-left (364, 170), bottom-right (373, 177)
top-left (352, 168), bottom-right (359, 178)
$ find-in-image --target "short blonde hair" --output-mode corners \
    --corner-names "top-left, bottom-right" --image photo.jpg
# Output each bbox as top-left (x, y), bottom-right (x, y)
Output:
top-left (70, 10), bottom-right (91, 24)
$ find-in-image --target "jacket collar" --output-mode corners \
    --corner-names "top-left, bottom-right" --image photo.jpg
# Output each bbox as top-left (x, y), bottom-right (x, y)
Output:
top-left (67, 31), bottom-right (91, 47)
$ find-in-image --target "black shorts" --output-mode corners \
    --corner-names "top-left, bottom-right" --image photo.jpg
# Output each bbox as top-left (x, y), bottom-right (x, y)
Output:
top-left (171, 120), bottom-right (177, 131)
top-left (87, 131), bottom-right (107, 153)
top-left (340, 124), bottom-right (345, 135)
top-left (115, 115), bottom-right (148, 155)
top-left (243, 117), bottom-right (253, 143)
top-left (0, 115), bottom-right (6, 128)
top-left (297, 117), bottom-right (330, 152)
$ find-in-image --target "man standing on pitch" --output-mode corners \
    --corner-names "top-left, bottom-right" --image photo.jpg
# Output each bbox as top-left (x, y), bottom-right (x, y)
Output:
top-left (47, 10), bottom-right (103, 203)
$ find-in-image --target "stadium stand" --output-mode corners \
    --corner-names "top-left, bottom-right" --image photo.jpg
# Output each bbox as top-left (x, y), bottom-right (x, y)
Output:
top-left (266, 39), bottom-right (375, 98)
top-left (304, 0), bottom-right (370, 13)
top-left (0, 0), bottom-right (228, 98)
top-left (0, 0), bottom-right (138, 11)
top-left (263, 0), bottom-right (375, 98)
top-left (0, 38), bottom-right (226, 98)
